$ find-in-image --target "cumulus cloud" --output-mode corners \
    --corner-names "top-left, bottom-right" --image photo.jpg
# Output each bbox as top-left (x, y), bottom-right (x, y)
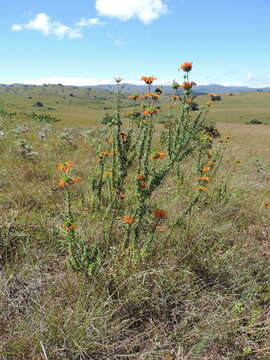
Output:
top-left (12, 13), bottom-right (82, 39)
top-left (75, 17), bottom-right (104, 27)
top-left (95, 0), bottom-right (168, 24)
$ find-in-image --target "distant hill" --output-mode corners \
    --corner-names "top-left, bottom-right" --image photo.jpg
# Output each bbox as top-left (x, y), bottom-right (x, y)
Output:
top-left (4, 82), bottom-right (270, 95)
top-left (85, 83), bottom-right (270, 95)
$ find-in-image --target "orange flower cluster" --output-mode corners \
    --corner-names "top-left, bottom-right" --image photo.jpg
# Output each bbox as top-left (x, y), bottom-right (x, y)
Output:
top-left (198, 186), bottom-right (208, 192)
top-left (201, 166), bottom-right (211, 173)
top-left (58, 176), bottom-right (82, 188)
top-left (140, 76), bottom-right (157, 85)
top-left (179, 62), bottom-right (193, 72)
top-left (179, 81), bottom-right (197, 90)
top-left (57, 161), bottom-right (74, 172)
top-left (64, 222), bottom-right (76, 232)
top-left (154, 209), bottom-right (166, 219)
top-left (144, 107), bottom-right (158, 116)
top-left (128, 94), bottom-right (140, 100)
top-left (198, 175), bottom-right (211, 182)
top-left (140, 92), bottom-right (160, 100)
top-left (137, 174), bottom-right (148, 189)
top-left (123, 216), bottom-right (135, 224)
top-left (150, 152), bottom-right (165, 160)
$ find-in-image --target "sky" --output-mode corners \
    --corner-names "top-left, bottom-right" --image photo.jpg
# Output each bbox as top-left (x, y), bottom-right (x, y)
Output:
top-left (1, 0), bottom-right (270, 87)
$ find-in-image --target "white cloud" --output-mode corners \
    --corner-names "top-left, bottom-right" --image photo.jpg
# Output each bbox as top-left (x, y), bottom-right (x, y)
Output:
top-left (12, 24), bottom-right (23, 31)
top-left (246, 72), bottom-right (254, 80)
top-left (76, 17), bottom-right (104, 27)
top-left (12, 13), bottom-right (82, 39)
top-left (95, 0), bottom-right (168, 24)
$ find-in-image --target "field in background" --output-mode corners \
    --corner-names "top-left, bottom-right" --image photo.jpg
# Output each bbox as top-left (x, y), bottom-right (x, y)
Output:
top-left (0, 84), bottom-right (270, 359)
top-left (1, 84), bottom-right (270, 127)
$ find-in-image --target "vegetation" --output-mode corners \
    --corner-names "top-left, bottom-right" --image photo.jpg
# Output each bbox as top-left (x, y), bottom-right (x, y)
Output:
top-left (0, 63), bottom-right (270, 359)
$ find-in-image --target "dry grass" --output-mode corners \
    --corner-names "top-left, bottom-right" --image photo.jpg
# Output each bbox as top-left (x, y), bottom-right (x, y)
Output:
top-left (0, 91), bottom-right (270, 359)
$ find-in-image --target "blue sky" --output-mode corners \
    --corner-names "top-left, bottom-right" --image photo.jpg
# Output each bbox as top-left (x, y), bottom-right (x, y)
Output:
top-left (2, 0), bottom-right (270, 87)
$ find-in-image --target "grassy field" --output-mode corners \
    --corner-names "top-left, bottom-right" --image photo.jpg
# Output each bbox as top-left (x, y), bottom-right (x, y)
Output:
top-left (0, 84), bottom-right (270, 359)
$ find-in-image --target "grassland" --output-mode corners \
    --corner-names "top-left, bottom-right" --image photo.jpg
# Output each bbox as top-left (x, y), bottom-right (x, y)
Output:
top-left (0, 84), bottom-right (270, 359)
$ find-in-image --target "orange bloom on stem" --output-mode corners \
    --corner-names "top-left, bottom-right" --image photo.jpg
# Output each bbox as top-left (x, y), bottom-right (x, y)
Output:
top-left (57, 161), bottom-right (74, 172)
top-left (138, 181), bottom-right (148, 188)
top-left (150, 152), bottom-right (165, 160)
top-left (137, 174), bottom-right (146, 181)
top-left (208, 161), bottom-right (217, 166)
top-left (140, 76), bottom-right (157, 85)
top-left (123, 216), bottom-right (135, 224)
top-left (155, 225), bottom-right (166, 232)
top-left (179, 62), bottom-right (193, 72)
top-left (262, 201), bottom-right (270, 207)
top-left (100, 151), bottom-right (110, 158)
top-left (154, 209), bottom-right (166, 219)
top-left (198, 186), bottom-right (208, 192)
top-left (58, 176), bottom-right (82, 188)
top-left (64, 222), bottom-right (76, 232)
top-left (179, 82), bottom-right (197, 90)
top-left (118, 132), bottom-right (128, 139)
top-left (201, 166), bottom-right (211, 172)
top-left (198, 176), bottom-right (211, 182)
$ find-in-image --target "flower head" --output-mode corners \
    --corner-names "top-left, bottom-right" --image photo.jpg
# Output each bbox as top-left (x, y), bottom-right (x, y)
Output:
top-left (179, 82), bottom-right (197, 90)
top-left (140, 76), bottom-right (157, 85)
top-left (201, 166), bottom-right (211, 173)
top-left (198, 186), bottom-right (208, 192)
top-left (63, 222), bottom-right (76, 232)
top-left (262, 201), bottom-right (270, 207)
top-left (154, 209), bottom-right (166, 219)
top-left (137, 173), bottom-right (146, 181)
top-left (100, 151), bottom-right (110, 158)
top-left (58, 176), bottom-right (82, 188)
top-left (179, 62), bottom-right (193, 72)
top-left (57, 161), bottom-right (74, 172)
top-left (144, 107), bottom-right (158, 116)
top-left (198, 176), bottom-right (211, 182)
top-left (123, 216), bottom-right (135, 224)
top-left (150, 152), bottom-right (166, 160)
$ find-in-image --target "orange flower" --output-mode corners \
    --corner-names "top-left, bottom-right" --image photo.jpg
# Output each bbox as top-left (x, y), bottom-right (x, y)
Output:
top-left (206, 102), bottom-right (214, 107)
top-left (208, 161), bottom-right (217, 166)
top-left (64, 222), bottom-right (76, 232)
top-left (139, 181), bottom-right (148, 188)
top-left (201, 166), bottom-right (211, 172)
top-left (123, 216), bottom-right (135, 224)
top-left (154, 209), bottom-right (166, 219)
top-left (57, 161), bottom-right (74, 172)
top-left (58, 176), bottom-right (82, 187)
top-left (140, 76), bottom-right (157, 85)
top-left (198, 176), bottom-right (211, 182)
top-left (179, 62), bottom-right (193, 72)
top-left (141, 92), bottom-right (160, 100)
top-left (128, 94), bottom-right (140, 100)
top-left (100, 151), bottom-right (110, 158)
top-left (150, 152), bottom-right (165, 160)
top-left (106, 137), bottom-right (113, 144)
top-left (118, 132), bottom-right (128, 139)
top-left (186, 98), bottom-right (193, 104)
top-left (262, 201), bottom-right (270, 207)
top-left (179, 81), bottom-right (197, 90)
top-left (198, 186), bottom-right (208, 192)
top-left (137, 174), bottom-right (146, 181)
top-left (144, 107), bottom-right (158, 116)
